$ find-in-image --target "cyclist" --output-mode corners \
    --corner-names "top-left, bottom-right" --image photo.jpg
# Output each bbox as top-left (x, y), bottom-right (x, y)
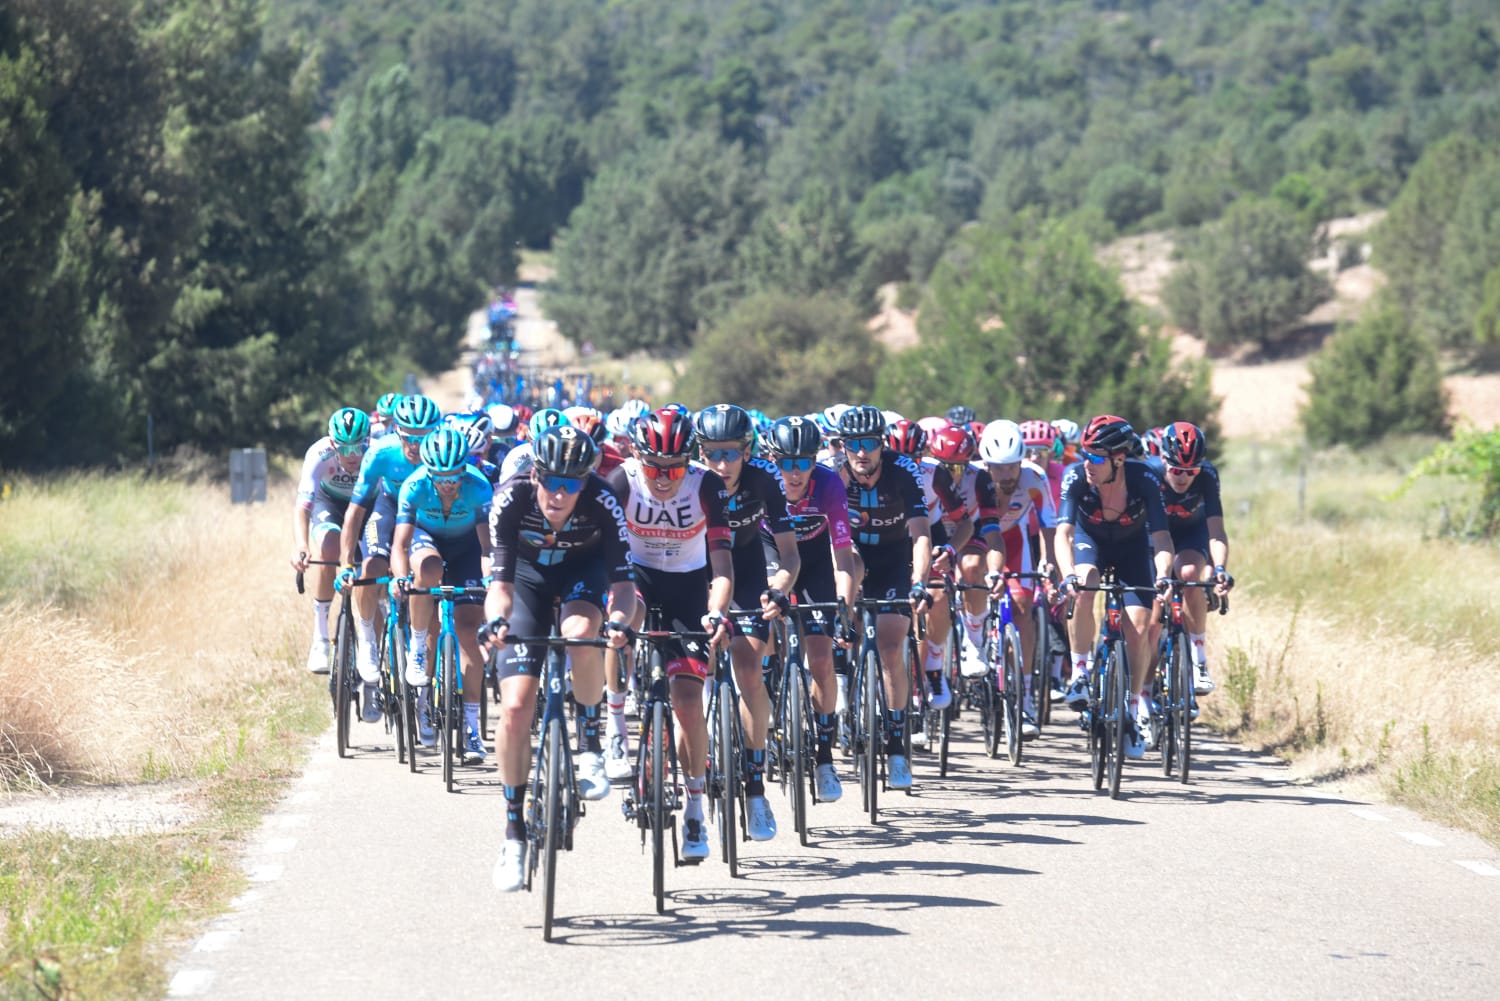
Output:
top-left (1019, 419), bottom-right (1069, 702)
top-left (485, 403), bottom-right (520, 466)
top-left (292, 408), bottom-right (371, 677)
top-left (1147, 421), bottom-right (1233, 694)
top-left (604, 408), bottom-right (734, 860)
top-left (979, 420), bottom-right (1057, 736)
top-left (945, 405), bottom-right (977, 427)
top-left (370, 393), bottom-right (401, 440)
top-left (1052, 418), bottom-right (1081, 465)
top-left (564, 404), bottom-right (627, 474)
top-left (390, 429), bottom-right (493, 764)
top-left (926, 425), bottom-right (1004, 689)
top-left (694, 404), bottom-right (801, 842)
top-left (499, 408), bottom-right (571, 481)
top-left (340, 395), bottom-right (443, 733)
top-left (1056, 415), bottom-right (1175, 759)
top-left (483, 425), bottom-right (637, 892)
top-left (837, 404), bottom-right (934, 791)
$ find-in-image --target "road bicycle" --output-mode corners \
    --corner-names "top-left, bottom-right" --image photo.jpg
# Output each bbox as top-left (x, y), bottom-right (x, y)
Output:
top-left (704, 644), bottom-right (746, 877)
top-left (405, 582), bottom-right (490, 792)
top-left (769, 600), bottom-right (845, 845)
top-left (977, 571), bottom-right (1050, 766)
top-left (328, 571), bottom-right (392, 760)
top-left (1070, 571), bottom-right (1159, 799)
top-left (1153, 579), bottom-right (1229, 784)
top-left (848, 597), bottom-right (914, 825)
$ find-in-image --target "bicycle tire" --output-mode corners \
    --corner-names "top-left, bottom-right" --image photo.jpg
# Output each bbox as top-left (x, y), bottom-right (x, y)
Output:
top-left (982, 623), bottom-right (1003, 759)
top-left (938, 620), bottom-right (958, 777)
top-left (1089, 646), bottom-right (1106, 791)
top-left (1159, 640), bottom-right (1176, 779)
top-left (390, 630), bottom-right (418, 773)
top-left (1173, 636), bottom-right (1193, 783)
top-left (540, 719), bottom-right (563, 942)
top-left (1107, 639), bottom-right (1128, 799)
top-left (710, 681), bottom-right (736, 875)
top-left (862, 644), bottom-right (880, 825)
top-left (787, 660), bottom-right (809, 845)
top-left (650, 699), bottom-right (667, 914)
top-left (441, 633), bottom-right (458, 793)
top-left (333, 606), bottom-right (355, 759)
top-left (1004, 623), bottom-right (1024, 767)
top-left (1032, 600), bottom-right (1053, 728)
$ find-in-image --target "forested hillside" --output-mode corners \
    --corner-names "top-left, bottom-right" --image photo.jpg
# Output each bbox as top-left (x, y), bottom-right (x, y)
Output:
top-left (5, 0), bottom-right (1499, 466)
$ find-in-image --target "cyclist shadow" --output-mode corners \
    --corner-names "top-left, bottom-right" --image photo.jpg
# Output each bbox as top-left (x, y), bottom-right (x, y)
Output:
top-left (737, 853), bottom-right (1039, 883)
top-left (547, 886), bottom-right (995, 947)
top-left (802, 807), bottom-right (1083, 852)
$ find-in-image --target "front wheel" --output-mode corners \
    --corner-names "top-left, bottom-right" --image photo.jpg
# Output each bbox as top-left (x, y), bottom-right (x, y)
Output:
top-left (648, 700), bottom-right (667, 914)
top-left (333, 607), bottom-right (355, 759)
top-left (440, 634), bottom-right (459, 793)
top-left (1173, 637), bottom-right (1193, 783)
top-left (1003, 624), bottom-right (1024, 767)
top-left (785, 660), bottom-right (809, 845)
top-left (1106, 639), bottom-right (1128, 799)
top-left (711, 681), bottom-right (739, 877)
top-left (861, 646), bottom-right (881, 825)
top-left (540, 720), bottom-right (563, 941)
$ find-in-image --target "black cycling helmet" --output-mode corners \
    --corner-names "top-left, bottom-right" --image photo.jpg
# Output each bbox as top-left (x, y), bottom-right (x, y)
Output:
top-left (945, 405), bottom-right (977, 426)
top-left (1081, 414), bottom-right (1137, 456)
top-left (532, 424), bottom-right (598, 478)
top-left (694, 403), bottom-right (755, 443)
top-left (836, 404), bottom-right (886, 439)
top-left (767, 415), bottom-right (822, 458)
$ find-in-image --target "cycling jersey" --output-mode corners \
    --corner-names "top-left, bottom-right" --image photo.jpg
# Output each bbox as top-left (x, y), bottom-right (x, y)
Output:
top-left (351, 436), bottom-right (421, 506)
top-left (1056, 459), bottom-right (1167, 545)
top-left (784, 466), bottom-right (854, 549)
top-left (396, 468), bottom-right (494, 539)
top-left (488, 475), bottom-right (634, 584)
top-left (606, 459), bottom-right (732, 573)
top-left (920, 458), bottom-right (994, 547)
top-left (719, 458), bottom-right (795, 549)
top-left (498, 442), bottom-right (535, 482)
top-left (995, 461), bottom-right (1058, 534)
top-left (844, 450), bottom-right (928, 549)
top-left (1146, 457), bottom-right (1224, 531)
top-left (296, 437), bottom-right (361, 509)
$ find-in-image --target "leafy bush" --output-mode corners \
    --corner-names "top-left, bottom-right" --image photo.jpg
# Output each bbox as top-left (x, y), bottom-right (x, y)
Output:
top-left (1086, 164), bottom-right (1163, 232)
top-left (1404, 427), bottom-right (1500, 538)
top-left (1301, 302), bottom-right (1449, 447)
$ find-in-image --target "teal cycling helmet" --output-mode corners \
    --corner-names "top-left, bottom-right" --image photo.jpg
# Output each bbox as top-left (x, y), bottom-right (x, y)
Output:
top-left (528, 408), bottom-right (571, 440)
top-left (394, 394), bottom-right (442, 433)
top-left (375, 392), bottom-right (402, 419)
top-left (328, 407), bottom-right (370, 445)
top-left (420, 428), bottom-right (469, 474)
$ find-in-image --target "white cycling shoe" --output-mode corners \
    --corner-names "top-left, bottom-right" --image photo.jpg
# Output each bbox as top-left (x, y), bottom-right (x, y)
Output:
top-left (576, 751), bottom-right (611, 801)
top-left (815, 764), bottom-right (843, 802)
top-left (493, 839), bottom-right (526, 893)
top-left (746, 796), bottom-right (777, 842)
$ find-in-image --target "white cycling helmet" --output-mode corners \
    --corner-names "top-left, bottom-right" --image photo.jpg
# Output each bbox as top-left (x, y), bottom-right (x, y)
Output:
top-left (881, 409), bottom-right (906, 428)
top-left (822, 403), bottom-right (852, 428)
top-left (487, 403), bottom-right (519, 436)
top-left (1051, 418), bottom-right (1081, 446)
top-left (979, 419), bottom-right (1025, 464)
top-left (619, 398), bottom-right (651, 420)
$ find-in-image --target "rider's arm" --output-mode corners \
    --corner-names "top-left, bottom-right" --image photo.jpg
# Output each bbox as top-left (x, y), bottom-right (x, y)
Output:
top-left (907, 515), bottom-right (933, 586)
top-left (484, 578), bottom-right (514, 625)
top-left (338, 501), bottom-right (367, 567)
top-left (1207, 516), bottom-right (1229, 573)
top-left (391, 523), bottom-right (414, 580)
top-left (946, 513), bottom-right (974, 550)
top-left (1151, 530), bottom-right (1175, 583)
top-left (768, 530), bottom-right (800, 595)
top-left (833, 545), bottom-right (859, 610)
top-left (1055, 523), bottom-right (1077, 581)
top-left (707, 547), bottom-right (735, 619)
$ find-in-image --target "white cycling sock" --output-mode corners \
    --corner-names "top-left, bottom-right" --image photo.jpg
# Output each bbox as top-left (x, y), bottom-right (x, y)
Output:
top-left (313, 600), bottom-right (331, 642)
top-left (962, 611), bottom-right (984, 647)
top-left (464, 702), bottom-right (480, 735)
top-left (1071, 652), bottom-right (1089, 681)
top-left (357, 617), bottom-right (377, 647)
top-left (684, 774), bottom-right (706, 822)
top-left (924, 640), bottom-right (945, 673)
top-left (607, 691), bottom-right (628, 739)
top-left (410, 628), bottom-right (429, 658)
top-left (1189, 633), bottom-right (1207, 665)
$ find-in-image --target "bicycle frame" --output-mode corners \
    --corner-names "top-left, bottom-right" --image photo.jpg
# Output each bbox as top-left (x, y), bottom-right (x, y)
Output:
top-left (408, 583), bottom-right (489, 793)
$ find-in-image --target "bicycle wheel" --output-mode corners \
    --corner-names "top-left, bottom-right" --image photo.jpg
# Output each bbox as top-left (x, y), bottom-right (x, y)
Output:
top-left (1032, 601), bottom-right (1053, 727)
top-left (711, 681), bottom-right (739, 876)
top-left (1172, 635), bottom-right (1193, 783)
top-left (333, 606), bottom-right (355, 759)
top-left (441, 634), bottom-right (458, 793)
top-left (938, 620), bottom-right (958, 777)
top-left (649, 699), bottom-right (667, 914)
top-left (540, 719), bottom-right (563, 942)
top-left (786, 660), bottom-right (809, 845)
top-left (391, 633), bottom-right (419, 773)
top-left (1003, 623), bottom-right (1024, 767)
top-left (1107, 639), bottom-right (1128, 799)
top-left (1088, 650), bottom-right (1106, 791)
top-left (862, 645), bottom-right (880, 825)
top-left (982, 624), bottom-right (1003, 759)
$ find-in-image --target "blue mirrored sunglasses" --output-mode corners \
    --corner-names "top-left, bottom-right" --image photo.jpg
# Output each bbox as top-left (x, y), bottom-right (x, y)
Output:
top-left (776, 457), bottom-right (814, 473)
top-left (702, 447), bottom-right (744, 463)
top-left (539, 473), bottom-right (586, 494)
top-left (845, 436), bottom-right (882, 453)
top-left (430, 472), bottom-right (464, 485)
top-left (1082, 450), bottom-right (1110, 465)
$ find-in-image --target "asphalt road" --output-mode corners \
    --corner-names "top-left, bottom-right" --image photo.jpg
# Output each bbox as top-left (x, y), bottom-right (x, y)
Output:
top-left (164, 694), bottom-right (1499, 1001)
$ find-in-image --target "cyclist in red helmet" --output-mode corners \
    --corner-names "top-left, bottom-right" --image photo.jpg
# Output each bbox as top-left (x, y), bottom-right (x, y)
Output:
top-left (1056, 415), bottom-right (1175, 760)
top-left (1146, 421), bottom-right (1233, 695)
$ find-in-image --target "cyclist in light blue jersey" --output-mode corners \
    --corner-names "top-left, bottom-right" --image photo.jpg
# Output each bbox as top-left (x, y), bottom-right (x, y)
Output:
top-left (391, 428), bottom-right (494, 762)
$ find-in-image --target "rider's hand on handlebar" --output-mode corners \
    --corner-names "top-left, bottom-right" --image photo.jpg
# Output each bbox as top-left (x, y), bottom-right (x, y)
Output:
top-left (931, 544), bottom-right (957, 576)
top-left (1214, 565), bottom-right (1235, 595)
top-left (477, 616), bottom-right (509, 652)
top-left (984, 569), bottom-right (1004, 596)
top-left (704, 611), bottom-right (733, 646)
top-left (1154, 576), bottom-right (1175, 598)
top-left (760, 587), bottom-right (791, 620)
top-left (291, 550), bottom-right (309, 573)
top-left (1061, 574), bottom-right (1080, 598)
top-left (604, 618), bottom-right (634, 648)
top-left (335, 564), bottom-right (356, 591)
top-left (908, 581), bottom-right (932, 611)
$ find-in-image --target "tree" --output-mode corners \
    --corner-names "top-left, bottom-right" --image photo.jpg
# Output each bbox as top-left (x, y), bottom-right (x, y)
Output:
top-left (877, 218), bottom-right (1217, 434)
top-left (1301, 301), bottom-right (1449, 447)
top-left (738, 181), bottom-right (864, 303)
top-left (1164, 197), bottom-right (1331, 351)
top-left (675, 293), bottom-right (882, 415)
top-left (1086, 163), bottom-right (1163, 232)
top-left (410, 13), bottom-right (516, 124)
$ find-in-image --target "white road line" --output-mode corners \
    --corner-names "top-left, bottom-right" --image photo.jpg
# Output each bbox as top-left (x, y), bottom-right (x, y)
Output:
top-left (1455, 860), bottom-right (1500, 877)
top-left (1398, 832), bottom-right (1443, 847)
top-left (1348, 808), bottom-right (1389, 822)
top-left (245, 863), bottom-right (284, 883)
top-left (257, 837), bottom-right (298, 854)
top-left (167, 969), bottom-right (215, 996)
top-left (193, 929), bottom-right (239, 952)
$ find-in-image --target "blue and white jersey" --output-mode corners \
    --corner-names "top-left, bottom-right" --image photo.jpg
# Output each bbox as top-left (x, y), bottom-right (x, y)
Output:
top-left (396, 467), bottom-right (494, 539)
top-left (351, 435), bottom-right (421, 506)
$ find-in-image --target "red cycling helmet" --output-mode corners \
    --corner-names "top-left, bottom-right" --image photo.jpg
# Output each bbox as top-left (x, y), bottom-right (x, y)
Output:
top-left (1081, 414), bottom-right (1136, 456)
top-left (631, 407), bottom-right (695, 458)
top-left (966, 420), bottom-right (986, 443)
top-left (1019, 420), bottom-right (1058, 449)
top-left (885, 419), bottom-right (928, 457)
top-left (1162, 421), bottom-right (1206, 468)
top-left (928, 425), bottom-right (977, 464)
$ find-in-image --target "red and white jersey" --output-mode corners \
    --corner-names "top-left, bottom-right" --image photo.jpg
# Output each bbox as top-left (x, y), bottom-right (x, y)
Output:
top-left (606, 459), bottom-right (733, 573)
top-left (995, 460), bottom-right (1057, 534)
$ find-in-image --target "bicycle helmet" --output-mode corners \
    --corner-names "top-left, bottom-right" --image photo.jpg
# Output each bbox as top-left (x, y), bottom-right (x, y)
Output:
top-left (562, 406), bottom-right (606, 444)
top-left (767, 415), bottom-right (822, 458)
top-left (487, 403), bottom-right (519, 436)
top-left (1019, 419), bottom-right (1058, 449)
top-left (1051, 418), bottom-right (1081, 447)
top-left (631, 407), bottom-right (695, 458)
top-left (374, 393), bottom-right (401, 419)
top-left (836, 404), bottom-right (886, 439)
top-left (452, 419), bottom-right (488, 458)
top-left (327, 407), bottom-right (370, 445)
top-left (1162, 421), bottom-right (1207, 468)
top-left (929, 425), bottom-right (977, 464)
top-left (532, 424), bottom-right (598, 478)
top-left (823, 403), bottom-right (852, 428)
top-left (748, 409), bottom-right (773, 437)
top-left (979, 420), bottom-right (1025, 464)
top-left (1080, 414), bottom-right (1136, 456)
top-left (881, 409), bottom-right (906, 428)
top-left (511, 403), bottom-right (535, 427)
top-left (885, 419), bottom-right (928, 457)
top-left (1140, 425), bottom-right (1166, 458)
top-left (420, 428), bottom-right (469, 474)
top-left (605, 408), bottom-right (634, 441)
top-left (809, 411), bottom-right (837, 440)
top-left (662, 402), bottom-right (691, 419)
top-left (393, 394), bottom-right (442, 433)
top-left (917, 416), bottom-right (951, 435)
top-left (694, 403), bottom-right (755, 443)
top-left (528, 408), bottom-right (571, 440)
top-left (946, 405), bottom-right (977, 426)
top-left (619, 398), bottom-right (652, 420)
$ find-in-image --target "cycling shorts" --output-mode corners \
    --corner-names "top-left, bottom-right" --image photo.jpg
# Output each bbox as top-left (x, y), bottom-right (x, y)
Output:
top-left (633, 563), bottom-right (712, 682)
top-left (359, 493), bottom-right (398, 562)
top-left (311, 494), bottom-right (348, 544)
top-left (730, 543), bottom-right (772, 642)
top-left (1168, 521), bottom-right (1210, 561)
top-left (789, 537), bottom-right (838, 637)
top-left (1070, 521), bottom-right (1154, 609)
top-left (497, 558), bottom-right (609, 682)
top-left (408, 527), bottom-right (485, 606)
top-left (856, 539), bottom-right (914, 618)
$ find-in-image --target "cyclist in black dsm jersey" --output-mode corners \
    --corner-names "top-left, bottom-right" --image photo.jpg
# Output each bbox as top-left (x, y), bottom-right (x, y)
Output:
top-left (482, 426), bottom-right (637, 892)
top-left (1056, 415), bottom-right (1175, 761)
top-left (837, 405), bottom-right (934, 792)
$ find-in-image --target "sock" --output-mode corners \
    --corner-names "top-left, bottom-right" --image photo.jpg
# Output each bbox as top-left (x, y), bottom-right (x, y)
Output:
top-left (1189, 633), bottom-right (1207, 666)
top-left (962, 611), bottom-right (984, 647)
top-left (607, 691), bottom-right (628, 739)
top-left (1071, 652), bottom-right (1089, 680)
top-left (684, 774), bottom-right (706, 822)
top-left (745, 749), bottom-right (766, 797)
top-left (357, 617), bottom-right (377, 646)
top-left (313, 599), bottom-right (331, 642)
top-left (815, 713), bottom-right (835, 765)
top-left (465, 701), bottom-right (480, 736)
top-left (1023, 673), bottom-right (1033, 700)
top-left (411, 628), bottom-right (429, 659)
top-left (927, 670), bottom-right (944, 695)
top-left (924, 640), bottom-right (945, 673)
top-left (580, 702), bottom-right (602, 753)
top-left (885, 709), bottom-right (906, 754)
top-left (502, 784), bottom-right (525, 841)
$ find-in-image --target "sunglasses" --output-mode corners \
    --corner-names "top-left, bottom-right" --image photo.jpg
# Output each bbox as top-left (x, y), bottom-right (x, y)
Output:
top-left (702, 447), bottom-right (744, 463)
top-left (1167, 465), bottom-right (1200, 476)
top-left (538, 473), bottom-right (586, 494)
top-left (643, 461), bottom-right (688, 482)
top-left (845, 436), bottom-right (882, 454)
top-left (945, 462), bottom-right (969, 482)
top-left (336, 442), bottom-right (368, 457)
top-left (1082, 451), bottom-right (1111, 465)
top-left (776, 457), bottom-right (815, 473)
top-left (398, 431), bottom-right (428, 445)
top-left (430, 472), bottom-right (463, 486)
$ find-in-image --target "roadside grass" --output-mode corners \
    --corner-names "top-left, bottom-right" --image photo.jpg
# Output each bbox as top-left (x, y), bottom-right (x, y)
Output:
top-left (0, 473), bottom-right (326, 998)
top-left (1206, 437), bottom-right (1500, 844)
